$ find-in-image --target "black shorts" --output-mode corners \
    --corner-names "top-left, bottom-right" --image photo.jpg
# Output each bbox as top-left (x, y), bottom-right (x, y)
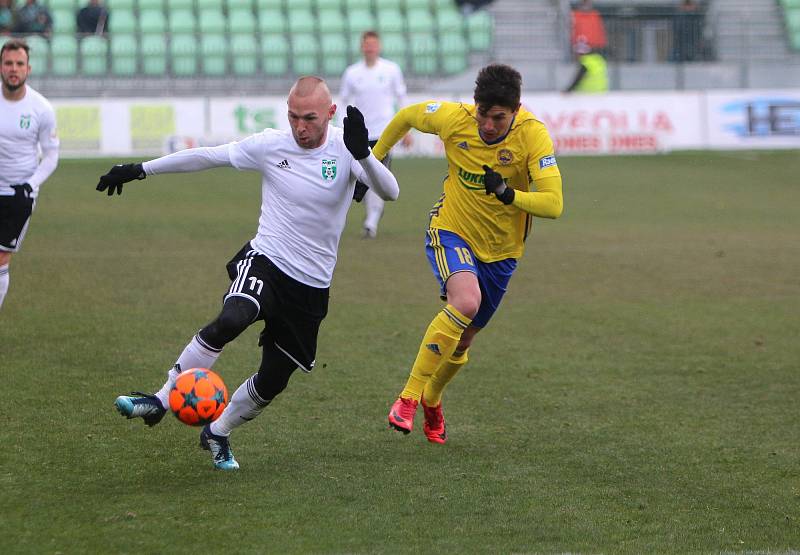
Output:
top-left (0, 190), bottom-right (34, 252)
top-left (224, 243), bottom-right (329, 372)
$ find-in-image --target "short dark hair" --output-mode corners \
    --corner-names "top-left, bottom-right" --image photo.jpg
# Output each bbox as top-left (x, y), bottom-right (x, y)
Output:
top-left (1, 39), bottom-right (30, 63)
top-left (473, 64), bottom-right (522, 112)
top-left (361, 30), bottom-right (380, 42)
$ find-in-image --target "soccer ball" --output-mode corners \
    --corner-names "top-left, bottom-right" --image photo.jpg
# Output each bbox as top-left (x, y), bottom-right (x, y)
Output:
top-left (169, 368), bottom-right (228, 426)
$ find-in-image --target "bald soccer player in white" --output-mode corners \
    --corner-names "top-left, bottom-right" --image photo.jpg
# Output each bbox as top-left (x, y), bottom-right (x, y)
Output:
top-left (340, 30), bottom-right (410, 239)
top-left (100, 77), bottom-right (399, 470)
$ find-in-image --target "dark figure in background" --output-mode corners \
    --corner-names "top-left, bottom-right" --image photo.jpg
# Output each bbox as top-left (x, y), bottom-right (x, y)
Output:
top-left (673, 0), bottom-right (703, 62)
top-left (77, 0), bottom-right (108, 35)
top-left (12, 0), bottom-right (51, 36)
top-left (455, 0), bottom-right (494, 15)
top-left (0, 0), bottom-right (16, 35)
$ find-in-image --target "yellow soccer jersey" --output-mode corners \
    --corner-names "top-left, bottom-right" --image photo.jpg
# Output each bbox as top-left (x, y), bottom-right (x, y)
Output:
top-left (372, 101), bottom-right (563, 262)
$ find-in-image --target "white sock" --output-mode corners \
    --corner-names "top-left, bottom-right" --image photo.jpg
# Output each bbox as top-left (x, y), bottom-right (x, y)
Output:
top-left (363, 189), bottom-right (385, 231)
top-left (155, 334), bottom-right (222, 408)
top-left (0, 264), bottom-right (9, 310)
top-left (210, 374), bottom-right (270, 437)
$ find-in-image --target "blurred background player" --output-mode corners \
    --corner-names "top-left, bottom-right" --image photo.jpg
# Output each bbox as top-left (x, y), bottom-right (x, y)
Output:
top-left (0, 39), bottom-right (59, 311)
top-left (374, 64), bottom-right (563, 444)
top-left (102, 77), bottom-right (399, 471)
top-left (339, 30), bottom-right (411, 239)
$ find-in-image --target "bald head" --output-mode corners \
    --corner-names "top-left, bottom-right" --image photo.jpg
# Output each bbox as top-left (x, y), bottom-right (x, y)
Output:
top-left (287, 76), bottom-right (337, 149)
top-left (289, 76), bottom-right (332, 105)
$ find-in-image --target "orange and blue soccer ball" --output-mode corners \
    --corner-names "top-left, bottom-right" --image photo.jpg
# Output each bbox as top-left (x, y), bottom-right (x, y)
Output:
top-left (169, 368), bottom-right (228, 426)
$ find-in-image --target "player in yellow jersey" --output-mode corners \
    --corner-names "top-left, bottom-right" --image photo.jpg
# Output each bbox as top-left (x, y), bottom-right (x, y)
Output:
top-left (373, 64), bottom-right (564, 443)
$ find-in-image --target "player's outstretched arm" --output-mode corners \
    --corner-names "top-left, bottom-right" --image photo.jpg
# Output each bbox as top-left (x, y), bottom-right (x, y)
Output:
top-left (344, 105), bottom-right (399, 201)
top-left (96, 145), bottom-right (234, 196)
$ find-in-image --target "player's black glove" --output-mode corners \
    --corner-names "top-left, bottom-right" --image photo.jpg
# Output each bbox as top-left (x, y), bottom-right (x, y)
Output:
top-left (96, 163), bottom-right (146, 196)
top-left (10, 183), bottom-right (33, 199)
top-left (353, 181), bottom-right (369, 202)
top-left (482, 164), bottom-right (515, 205)
top-left (343, 105), bottom-right (370, 160)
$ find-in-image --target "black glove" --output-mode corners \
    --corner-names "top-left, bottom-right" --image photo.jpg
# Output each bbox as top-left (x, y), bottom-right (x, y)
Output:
top-left (353, 181), bottom-right (369, 202)
top-left (96, 163), bottom-right (145, 196)
top-left (343, 105), bottom-right (370, 160)
top-left (482, 164), bottom-right (515, 205)
top-left (10, 183), bottom-right (33, 199)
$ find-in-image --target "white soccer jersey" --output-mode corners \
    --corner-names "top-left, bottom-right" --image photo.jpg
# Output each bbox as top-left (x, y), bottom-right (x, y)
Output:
top-left (0, 86), bottom-right (59, 198)
top-left (228, 126), bottom-right (369, 288)
top-left (339, 57), bottom-right (408, 140)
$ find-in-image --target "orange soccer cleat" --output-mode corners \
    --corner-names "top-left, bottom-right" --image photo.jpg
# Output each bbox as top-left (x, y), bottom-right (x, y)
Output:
top-left (388, 397), bottom-right (418, 434)
top-left (421, 398), bottom-right (447, 444)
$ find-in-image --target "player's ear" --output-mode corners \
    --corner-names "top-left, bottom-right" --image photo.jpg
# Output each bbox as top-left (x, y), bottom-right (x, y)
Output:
top-left (329, 103), bottom-right (337, 119)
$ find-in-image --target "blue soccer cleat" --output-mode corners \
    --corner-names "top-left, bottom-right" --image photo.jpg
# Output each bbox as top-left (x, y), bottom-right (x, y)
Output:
top-left (114, 392), bottom-right (167, 427)
top-left (200, 425), bottom-right (240, 471)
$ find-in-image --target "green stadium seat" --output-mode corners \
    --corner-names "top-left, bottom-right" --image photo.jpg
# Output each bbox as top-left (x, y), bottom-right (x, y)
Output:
top-left (108, 9), bottom-right (137, 34)
top-left (229, 9), bottom-right (256, 34)
top-left (24, 35), bottom-right (50, 74)
top-left (51, 8), bottom-right (76, 35)
top-left (288, 9), bottom-right (317, 34)
top-left (141, 34), bottom-right (168, 74)
top-left (106, 0), bottom-right (136, 9)
top-left (110, 33), bottom-right (138, 75)
top-left (169, 9), bottom-right (197, 35)
top-left (261, 35), bottom-right (288, 75)
top-left (374, 0), bottom-right (398, 9)
top-left (170, 34), bottom-right (198, 76)
top-left (436, 7), bottom-right (463, 32)
top-left (791, 30), bottom-right (800, 50)
top-left (380, 32), bottom-right (406, 71)
top-left (138, 0), bottom-right (165, 10)
top-left (318, 8), bottom-right (345, 33)
top-left (166, 0), bottom-right (195, 10)
top-left (291, 33), bottom-right (319, 74)
top-left (200, 35), bottom-right (228, 75)
top-left (139, 9), bottom-right (167, 34)
top-left (781, 0), bottom-right (800, 8)
top-left (320, 33), bottom-right (348, 75)
top-left (439, 31), bottom-right (467, 74)
top-left (410, 33), bottom-right (437, 75)
top-left (344, 0), bottom-right (370, 10)
top-left (314, 0), bottom-right (341, 9)
top-left (376, 8), bottom-right (404, 34)
top-left (226, 0), bottom-right (253, 9)
top-left (431, 0), bottom-right (455, 10)
top-left (80, 36), bottom-right (108, 75)
top-left (403, 0), bottom-right (430, 10)
top-left (347, 9), bottom-right (375, 36)
top-left (258, 9), bottom-right (287, 34)
top-left (289, 0), bottom-right (313, 8)
top-left (230, 34), bottom-right (258, 75)
top-left (406, 8), bottom-right (434, 33)
top-left (196, 0), bottom-right (221, 9)
top-left (50, 35), bottom-right (78, 75)
top-left (49, 0), bottom-right (78, 9)
top-left (787, 8), bottom-right (800, 30)
top-left (255, 0), bottom-right (283, 9)
top-left (466, 9), bottom-right (492, 51)
top-left (198, 8), bottom-right (226, 34)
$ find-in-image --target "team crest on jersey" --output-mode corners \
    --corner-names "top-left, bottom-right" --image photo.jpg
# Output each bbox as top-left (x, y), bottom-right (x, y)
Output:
top-left (497, 149), bottom-right (513, 165)
top-left (457, 141), bottom-right (469, 150)
top-left (425, 102), bottom-right (441, 113)
top-left (321, 159), bottom-right (337, 181)
top-left (19, 114), bottom-right (31, 129)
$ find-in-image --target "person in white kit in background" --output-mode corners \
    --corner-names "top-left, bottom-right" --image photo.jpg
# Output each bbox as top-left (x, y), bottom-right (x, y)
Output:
top-left (100, 77), bottom-right (399, 470)
top-left (0, 39), bottom-right (59, 311)
top-left (339, 30), bottom-right (411, 239)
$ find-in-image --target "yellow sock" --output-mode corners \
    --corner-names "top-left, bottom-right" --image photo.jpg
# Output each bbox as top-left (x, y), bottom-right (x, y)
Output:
top-left (399, 305), bottom-right (471, 401)
top-left (423, 349), bottom-right (469, 407)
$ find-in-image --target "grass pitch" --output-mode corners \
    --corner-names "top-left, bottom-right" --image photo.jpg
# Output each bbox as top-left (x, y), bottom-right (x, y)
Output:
top-left (1, 152), bottom-right (799, 554)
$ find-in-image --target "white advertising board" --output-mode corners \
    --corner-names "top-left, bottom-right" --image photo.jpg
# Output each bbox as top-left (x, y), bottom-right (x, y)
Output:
top-left (705, 90), bottom-right (800, 149)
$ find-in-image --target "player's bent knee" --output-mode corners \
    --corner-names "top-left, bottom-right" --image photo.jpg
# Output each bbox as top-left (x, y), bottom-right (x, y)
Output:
top-left (199, 296), bottom-right (259, 349)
